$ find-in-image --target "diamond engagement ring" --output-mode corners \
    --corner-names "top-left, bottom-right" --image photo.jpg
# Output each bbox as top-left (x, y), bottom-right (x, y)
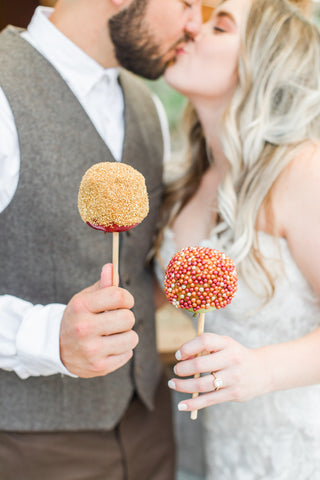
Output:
top-left (214, 378), bottom-right (224, 390)
top-left (211, 372), bottom-right (224, 391)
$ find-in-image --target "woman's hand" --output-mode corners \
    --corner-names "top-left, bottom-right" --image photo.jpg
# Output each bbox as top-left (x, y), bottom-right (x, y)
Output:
top-left (168, 332), bottom-right (272, 412)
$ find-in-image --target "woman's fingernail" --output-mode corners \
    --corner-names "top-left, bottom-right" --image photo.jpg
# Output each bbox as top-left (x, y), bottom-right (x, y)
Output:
top-left (178, 403), bottom-right (188, 411)
top-left (175, 350), bottom-right (182, 361)
top-left (168, 379), bottom-right (176, 389)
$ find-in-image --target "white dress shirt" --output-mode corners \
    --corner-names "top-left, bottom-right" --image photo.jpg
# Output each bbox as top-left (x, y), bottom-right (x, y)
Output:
top-left (0, 6), bottom-right (170, 378)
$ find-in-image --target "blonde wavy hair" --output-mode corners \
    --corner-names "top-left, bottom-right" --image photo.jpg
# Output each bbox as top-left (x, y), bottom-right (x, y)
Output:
top-left (155, 0), bottom-right (320, 298)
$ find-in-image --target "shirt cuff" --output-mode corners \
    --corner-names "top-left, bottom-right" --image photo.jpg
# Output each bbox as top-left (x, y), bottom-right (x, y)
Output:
top-left (16, 303), bottom-right (78, 379)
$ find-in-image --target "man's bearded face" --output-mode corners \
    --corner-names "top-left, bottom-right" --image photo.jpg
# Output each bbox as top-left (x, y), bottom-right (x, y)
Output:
top-left (109, 0), bottom-right (172, 79)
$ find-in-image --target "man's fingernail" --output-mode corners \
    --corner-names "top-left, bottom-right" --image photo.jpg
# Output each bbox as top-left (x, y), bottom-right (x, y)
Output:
top-left (178, 403), bottom-right (188, 411)
top-left (175, 350), bottom-right (181, 361)
top-left (168, 379), bottom-right (176, 389)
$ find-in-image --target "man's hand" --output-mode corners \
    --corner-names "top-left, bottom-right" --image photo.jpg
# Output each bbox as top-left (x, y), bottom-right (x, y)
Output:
top-left (60, 264), bottom-right (138, 377)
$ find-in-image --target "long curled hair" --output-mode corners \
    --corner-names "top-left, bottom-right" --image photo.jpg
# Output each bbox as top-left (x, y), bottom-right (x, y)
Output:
top-left (155, 0), bottom-right (320, 298)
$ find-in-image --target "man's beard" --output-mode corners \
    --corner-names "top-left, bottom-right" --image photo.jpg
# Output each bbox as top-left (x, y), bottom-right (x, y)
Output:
top-left (108, 0), bottom-right (169, 79)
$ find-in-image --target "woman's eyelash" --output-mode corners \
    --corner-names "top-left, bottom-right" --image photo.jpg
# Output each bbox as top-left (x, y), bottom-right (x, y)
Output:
top-left (214, 26), bottom-right (225, 33)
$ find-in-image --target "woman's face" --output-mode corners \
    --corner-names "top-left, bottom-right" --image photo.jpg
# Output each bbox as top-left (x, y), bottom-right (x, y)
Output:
top-left (165, 0), bottom-right (251, 103)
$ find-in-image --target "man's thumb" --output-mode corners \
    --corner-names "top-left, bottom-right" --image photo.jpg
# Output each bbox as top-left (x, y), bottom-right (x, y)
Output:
top-left (100, 263), bottom-right (118, 288)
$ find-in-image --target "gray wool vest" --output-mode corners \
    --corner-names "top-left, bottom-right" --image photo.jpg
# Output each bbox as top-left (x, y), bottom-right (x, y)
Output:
top-left (0, 26), bottom-right (163, 431)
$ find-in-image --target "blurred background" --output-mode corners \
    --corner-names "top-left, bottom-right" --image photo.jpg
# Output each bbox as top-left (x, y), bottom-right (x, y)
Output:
top-left (0, 1), bottom-right (55, 30)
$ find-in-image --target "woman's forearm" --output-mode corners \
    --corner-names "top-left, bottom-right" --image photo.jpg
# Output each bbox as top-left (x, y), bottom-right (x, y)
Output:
top-left (258, 325), bottom-right (320, 394)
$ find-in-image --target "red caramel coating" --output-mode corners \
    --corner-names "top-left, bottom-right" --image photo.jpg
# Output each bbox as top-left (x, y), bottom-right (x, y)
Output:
top-left (78, 162), bottom-right (149, 231)
top-left (164, 246), bottom-right (237, 313)
top-left (86, 221), bottom-right (139, 233)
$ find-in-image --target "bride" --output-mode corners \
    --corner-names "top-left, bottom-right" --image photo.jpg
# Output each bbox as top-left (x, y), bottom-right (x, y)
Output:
top-left (155, 0), bottom-right (320, 477)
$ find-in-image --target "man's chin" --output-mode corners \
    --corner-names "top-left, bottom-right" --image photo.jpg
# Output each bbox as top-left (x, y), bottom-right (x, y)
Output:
top-left (143, 58), bottom-right (175, 80)
top-left (122, 60), bottom-right (167, 80)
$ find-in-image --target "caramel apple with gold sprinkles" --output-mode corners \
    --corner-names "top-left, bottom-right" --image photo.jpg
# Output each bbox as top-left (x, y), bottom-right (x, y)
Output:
top-left (78, 162), bottom-right (149, 232)
top-left (78, 162), bottom-right (149, 285)
top-left (164, 246), bottom-right (238, 420)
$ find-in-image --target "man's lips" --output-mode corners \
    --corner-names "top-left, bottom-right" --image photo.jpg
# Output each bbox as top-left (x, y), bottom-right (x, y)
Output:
top-left (165, 37), bottom-right (192, 66)
top-left (175, 39), bottom-right (193, 57)
top-left (171, 34), bottom-right (192, 56)
top-left (166, 44), bottom-right (188, 67)
top-left (176, 46), bottom-right (187, 55)
top-left (177, 40), bottom-right (190, 53)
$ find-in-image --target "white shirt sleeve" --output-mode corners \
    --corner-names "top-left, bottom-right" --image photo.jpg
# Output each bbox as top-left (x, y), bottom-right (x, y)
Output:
top-left (0, 88), bottom-right (76, 379)
top-left (0, 296), bottom-right (75, 378)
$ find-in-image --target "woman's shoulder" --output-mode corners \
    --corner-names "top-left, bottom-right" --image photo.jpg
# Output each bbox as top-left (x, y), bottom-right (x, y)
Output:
top-left (258, 141), bottom-right (320, 235)
top-left (269, 141), bottom-right (320, 295)
top-left (283, 141), bottom-right (320, 181)
top-left (272, 141), bottom-right (320, 228)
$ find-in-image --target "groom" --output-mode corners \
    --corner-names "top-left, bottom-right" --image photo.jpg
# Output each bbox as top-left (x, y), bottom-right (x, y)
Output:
top-left (0, 0), bottom-right (202, 479)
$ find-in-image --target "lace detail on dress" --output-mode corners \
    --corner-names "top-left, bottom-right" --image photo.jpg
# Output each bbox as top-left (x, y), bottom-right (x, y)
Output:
top-left (155, 228), bottom-right (320, 479)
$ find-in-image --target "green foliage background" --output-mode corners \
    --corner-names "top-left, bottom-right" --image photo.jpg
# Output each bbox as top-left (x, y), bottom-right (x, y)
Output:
top-left (144, 77), bottom-right (187, 131)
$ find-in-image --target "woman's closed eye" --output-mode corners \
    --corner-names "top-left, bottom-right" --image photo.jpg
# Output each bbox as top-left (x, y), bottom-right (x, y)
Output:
top-left (183, 0), bottom-right (195, 8)
top-left (212, 11), bottom-right (236, 34)
top-left (214, 26), bottom-right (226, 33)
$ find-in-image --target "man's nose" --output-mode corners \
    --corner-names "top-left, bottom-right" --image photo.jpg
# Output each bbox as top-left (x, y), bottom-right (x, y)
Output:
top-left (185, 1), bottom-right (203, 38)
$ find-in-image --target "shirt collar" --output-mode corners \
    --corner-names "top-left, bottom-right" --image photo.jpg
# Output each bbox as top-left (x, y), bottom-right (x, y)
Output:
top-left (23, 6), bottom-right (120, 98)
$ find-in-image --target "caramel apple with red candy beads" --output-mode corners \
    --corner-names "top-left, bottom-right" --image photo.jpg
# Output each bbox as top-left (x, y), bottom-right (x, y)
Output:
top-left (164, 246), bottom-right (238, 419)
top-left (164, 246), bottom-right (237, 313)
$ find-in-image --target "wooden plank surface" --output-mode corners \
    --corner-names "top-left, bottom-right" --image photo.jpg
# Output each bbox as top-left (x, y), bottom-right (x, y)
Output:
top-left (156, 304), bottom-right (196, 365)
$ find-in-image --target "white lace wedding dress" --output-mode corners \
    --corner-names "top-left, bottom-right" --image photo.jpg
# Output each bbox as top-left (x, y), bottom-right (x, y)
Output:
top-left (155, 228), bottom-right (320, 480)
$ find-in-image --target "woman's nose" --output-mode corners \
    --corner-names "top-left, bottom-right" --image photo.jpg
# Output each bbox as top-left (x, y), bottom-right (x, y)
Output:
top-left (197, 19), bottom-right (212, 39)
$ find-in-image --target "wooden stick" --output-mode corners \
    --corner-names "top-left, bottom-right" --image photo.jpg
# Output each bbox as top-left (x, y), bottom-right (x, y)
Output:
top-left (190, 312), bottom-right (206, 420)
top-left (112, 232), bottom-right (119, 287)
